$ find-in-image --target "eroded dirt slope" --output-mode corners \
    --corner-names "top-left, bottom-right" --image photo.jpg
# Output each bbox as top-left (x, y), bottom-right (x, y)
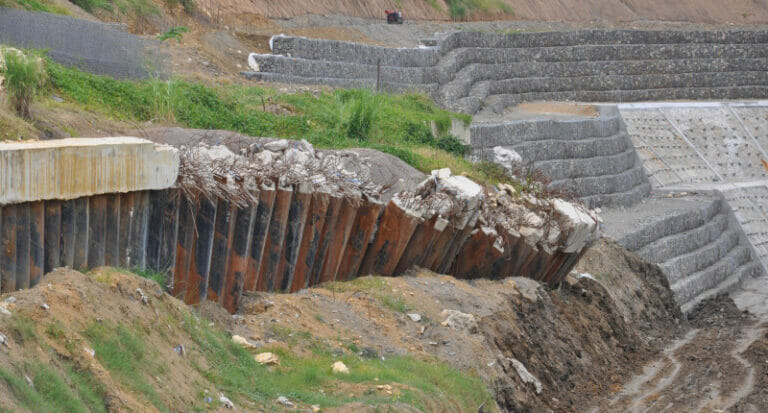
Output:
top-left (0, 238), bottom-right (683, 411)
top-left (197, 0), bottom-right (768, 23)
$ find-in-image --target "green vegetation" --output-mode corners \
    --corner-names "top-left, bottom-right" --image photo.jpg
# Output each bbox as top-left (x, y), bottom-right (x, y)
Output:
top-left (182, 313), bottom-right (493, 410)
top-left (46, 61), bottom-right (520, 184)
top-left (68, 0), bottom-right (159, 20)
top-left (157, 26), bottom-right (189, 43)
top-left (131, 267), bottom-right (168, 286)
top-left (0, 0), bottom-right (72, 15)
top-left (0, 362), bottom-right (108, 413)
top-left (325, 276), bottom-right (412, 313)
top-left (445, 0), bottom-right (514, 20)
top-left (163, 0), bottom-right (194, 13)
top-left (82, 322), bottom-right (166, 410)
top-left (1, 50), bottom-right (47, 119)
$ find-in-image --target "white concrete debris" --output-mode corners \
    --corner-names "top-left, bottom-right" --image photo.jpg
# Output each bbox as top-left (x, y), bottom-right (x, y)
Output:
top-left (332, 361), bottom-right (350, 374)
top-left (508, 357), bottom-right (543, 394)
top-left (492, 146), bottom-right (523, 170)
top-left (440, 309), bottom-right (479, 334)
top-left (406, 313), bottom-right (422, 322)
top-left (276, 396), bottom-right (294, 407)
top-left (219, 394), bottom-right (235, 408)
top-left (552, 199), bottom-right (601, 253)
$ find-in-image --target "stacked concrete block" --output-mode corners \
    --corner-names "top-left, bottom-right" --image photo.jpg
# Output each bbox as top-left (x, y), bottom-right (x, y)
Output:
top-left (243, 29), bottom-right (768, 115)
top-left (607, 194), bottom-right (766, 313)
top-left (471, 107), bottom-right (650, 208)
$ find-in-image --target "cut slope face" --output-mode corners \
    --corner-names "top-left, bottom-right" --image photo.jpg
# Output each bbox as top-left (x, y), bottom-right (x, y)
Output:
top-left (193, 0), bottom-right (768, 23)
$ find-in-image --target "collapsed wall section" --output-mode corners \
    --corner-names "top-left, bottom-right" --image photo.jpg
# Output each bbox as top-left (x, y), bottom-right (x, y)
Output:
top-left (0, 137), bottom-right (599, 314)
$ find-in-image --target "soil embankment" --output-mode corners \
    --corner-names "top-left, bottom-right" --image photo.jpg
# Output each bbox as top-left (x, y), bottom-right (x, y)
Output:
top-left (0, 239), bottom-right (683, 411)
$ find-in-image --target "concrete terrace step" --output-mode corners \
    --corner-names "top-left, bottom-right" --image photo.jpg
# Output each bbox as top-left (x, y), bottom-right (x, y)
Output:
top-left (548, 162), bottom-right (647, 197)
top-left (247, 54), bottom-right (436, 84)
top-left (487, 71), bottom-right (768, 96)
top-left (440, 44), bottom-right (768, 67)
top-left (481, 86), bottom-right (768, 114)
top-left (672, 245), bottom-right (753, 306)
top-left (679, 260), bottom-right (764, 315)
top-left (513, 133), bottom-right (630, 162)
top-left (579, 182), bottom-right (651, 209)
top-left (439, 30), bottom-right (768, 50)
top-left (660, 227), bottom-right (741, 285)
top-left (637, 212), bottom-right (729, 264)
top-left (469, 116), bottom-right (621, 148)
top-left (615, 198), bottom-right (722, 252)
top-left (439, 58), bottom-right (768, 100)
top-left (534, 146), bottom-right (638, 181)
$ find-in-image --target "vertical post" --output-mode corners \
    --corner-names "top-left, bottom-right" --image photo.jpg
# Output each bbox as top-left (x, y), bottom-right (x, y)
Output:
top-left (1, 206), bottom-right (17, 293)
top-left (43, 201), bottom-right (62, 274)
top-left (376, 58), bottom-right (381, 93)
top-left (29, 202), bottom-right (44, 287)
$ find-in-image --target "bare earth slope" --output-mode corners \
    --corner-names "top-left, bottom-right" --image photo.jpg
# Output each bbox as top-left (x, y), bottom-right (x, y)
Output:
top-left (199, 0), bottom-right (768, 23)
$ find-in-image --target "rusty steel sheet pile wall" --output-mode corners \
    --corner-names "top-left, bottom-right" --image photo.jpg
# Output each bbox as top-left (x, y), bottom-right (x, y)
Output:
top-left (0, 138), bottom-right (599, 314)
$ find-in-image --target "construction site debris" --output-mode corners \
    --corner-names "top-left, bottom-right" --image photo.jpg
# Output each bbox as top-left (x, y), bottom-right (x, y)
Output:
top-left (255, 352), bottom-right (280, 365)
top-left (332, 361), bottom-right (350, 374)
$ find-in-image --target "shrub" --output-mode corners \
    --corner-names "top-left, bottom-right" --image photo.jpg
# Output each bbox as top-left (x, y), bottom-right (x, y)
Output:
top-left (1, 50), bottom-right (47, 119)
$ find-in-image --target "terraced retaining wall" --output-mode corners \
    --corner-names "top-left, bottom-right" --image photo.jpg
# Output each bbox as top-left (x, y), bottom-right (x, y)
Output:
top-left (471, 106), bottom-right (650, 208)
top-left (0, 138), bottom-right (598, 313)
top-left (244, 30), bottom-right (768, 115)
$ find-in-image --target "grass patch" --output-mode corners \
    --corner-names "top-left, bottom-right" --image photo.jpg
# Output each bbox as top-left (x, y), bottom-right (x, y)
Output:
top-left (82, 322), bottom-right (166, 411)
top-left (446, 0), bottom-right (514, 20)
top-left (0, 361), bottom-right (109, 413)
top-left (45, 61), bottom-right (505, 180)
top-left (131, 268), bottom-right (168, 287)
top-left (0, 0), bottom-right (73, 15)
top-left (324, 276), bottom-right (411, 313)
top-left (181, 313), bottom-right (493, 410)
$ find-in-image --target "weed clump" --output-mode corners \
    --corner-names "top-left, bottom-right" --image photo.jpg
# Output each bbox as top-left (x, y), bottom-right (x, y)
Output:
top-left (1, 49), bottom-right (47, 119)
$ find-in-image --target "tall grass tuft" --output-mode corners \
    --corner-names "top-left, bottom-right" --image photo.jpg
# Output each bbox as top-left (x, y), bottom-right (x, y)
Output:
top-left (1, 50), bottom-right (47, 119)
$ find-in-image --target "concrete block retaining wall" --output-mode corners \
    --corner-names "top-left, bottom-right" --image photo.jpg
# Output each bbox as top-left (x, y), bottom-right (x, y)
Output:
top-left (470, 106), bottom-right (651, 208)
top-left (609, 194), bottom-right (766, 313)
top-left (248, 30), bottom-right (768, 115)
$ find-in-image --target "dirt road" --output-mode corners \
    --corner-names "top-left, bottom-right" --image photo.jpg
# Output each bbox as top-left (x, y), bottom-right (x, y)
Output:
top-left (591, 295), bottom-right (768, 412)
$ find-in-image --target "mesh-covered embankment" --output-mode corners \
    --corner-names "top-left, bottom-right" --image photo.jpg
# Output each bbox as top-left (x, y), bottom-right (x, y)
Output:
top-left (471, 106), bottom-right (650, 208)
top-left (0, 7), bottom-right (166, 78)
top-left (243, 30), bottom-right (768, 115)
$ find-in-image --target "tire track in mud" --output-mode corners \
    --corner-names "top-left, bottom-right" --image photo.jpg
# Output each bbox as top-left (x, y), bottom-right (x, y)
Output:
top-left (600, 328), bottom-right (699, 413)
top-left (594, 296), bottom-right (767, 413)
